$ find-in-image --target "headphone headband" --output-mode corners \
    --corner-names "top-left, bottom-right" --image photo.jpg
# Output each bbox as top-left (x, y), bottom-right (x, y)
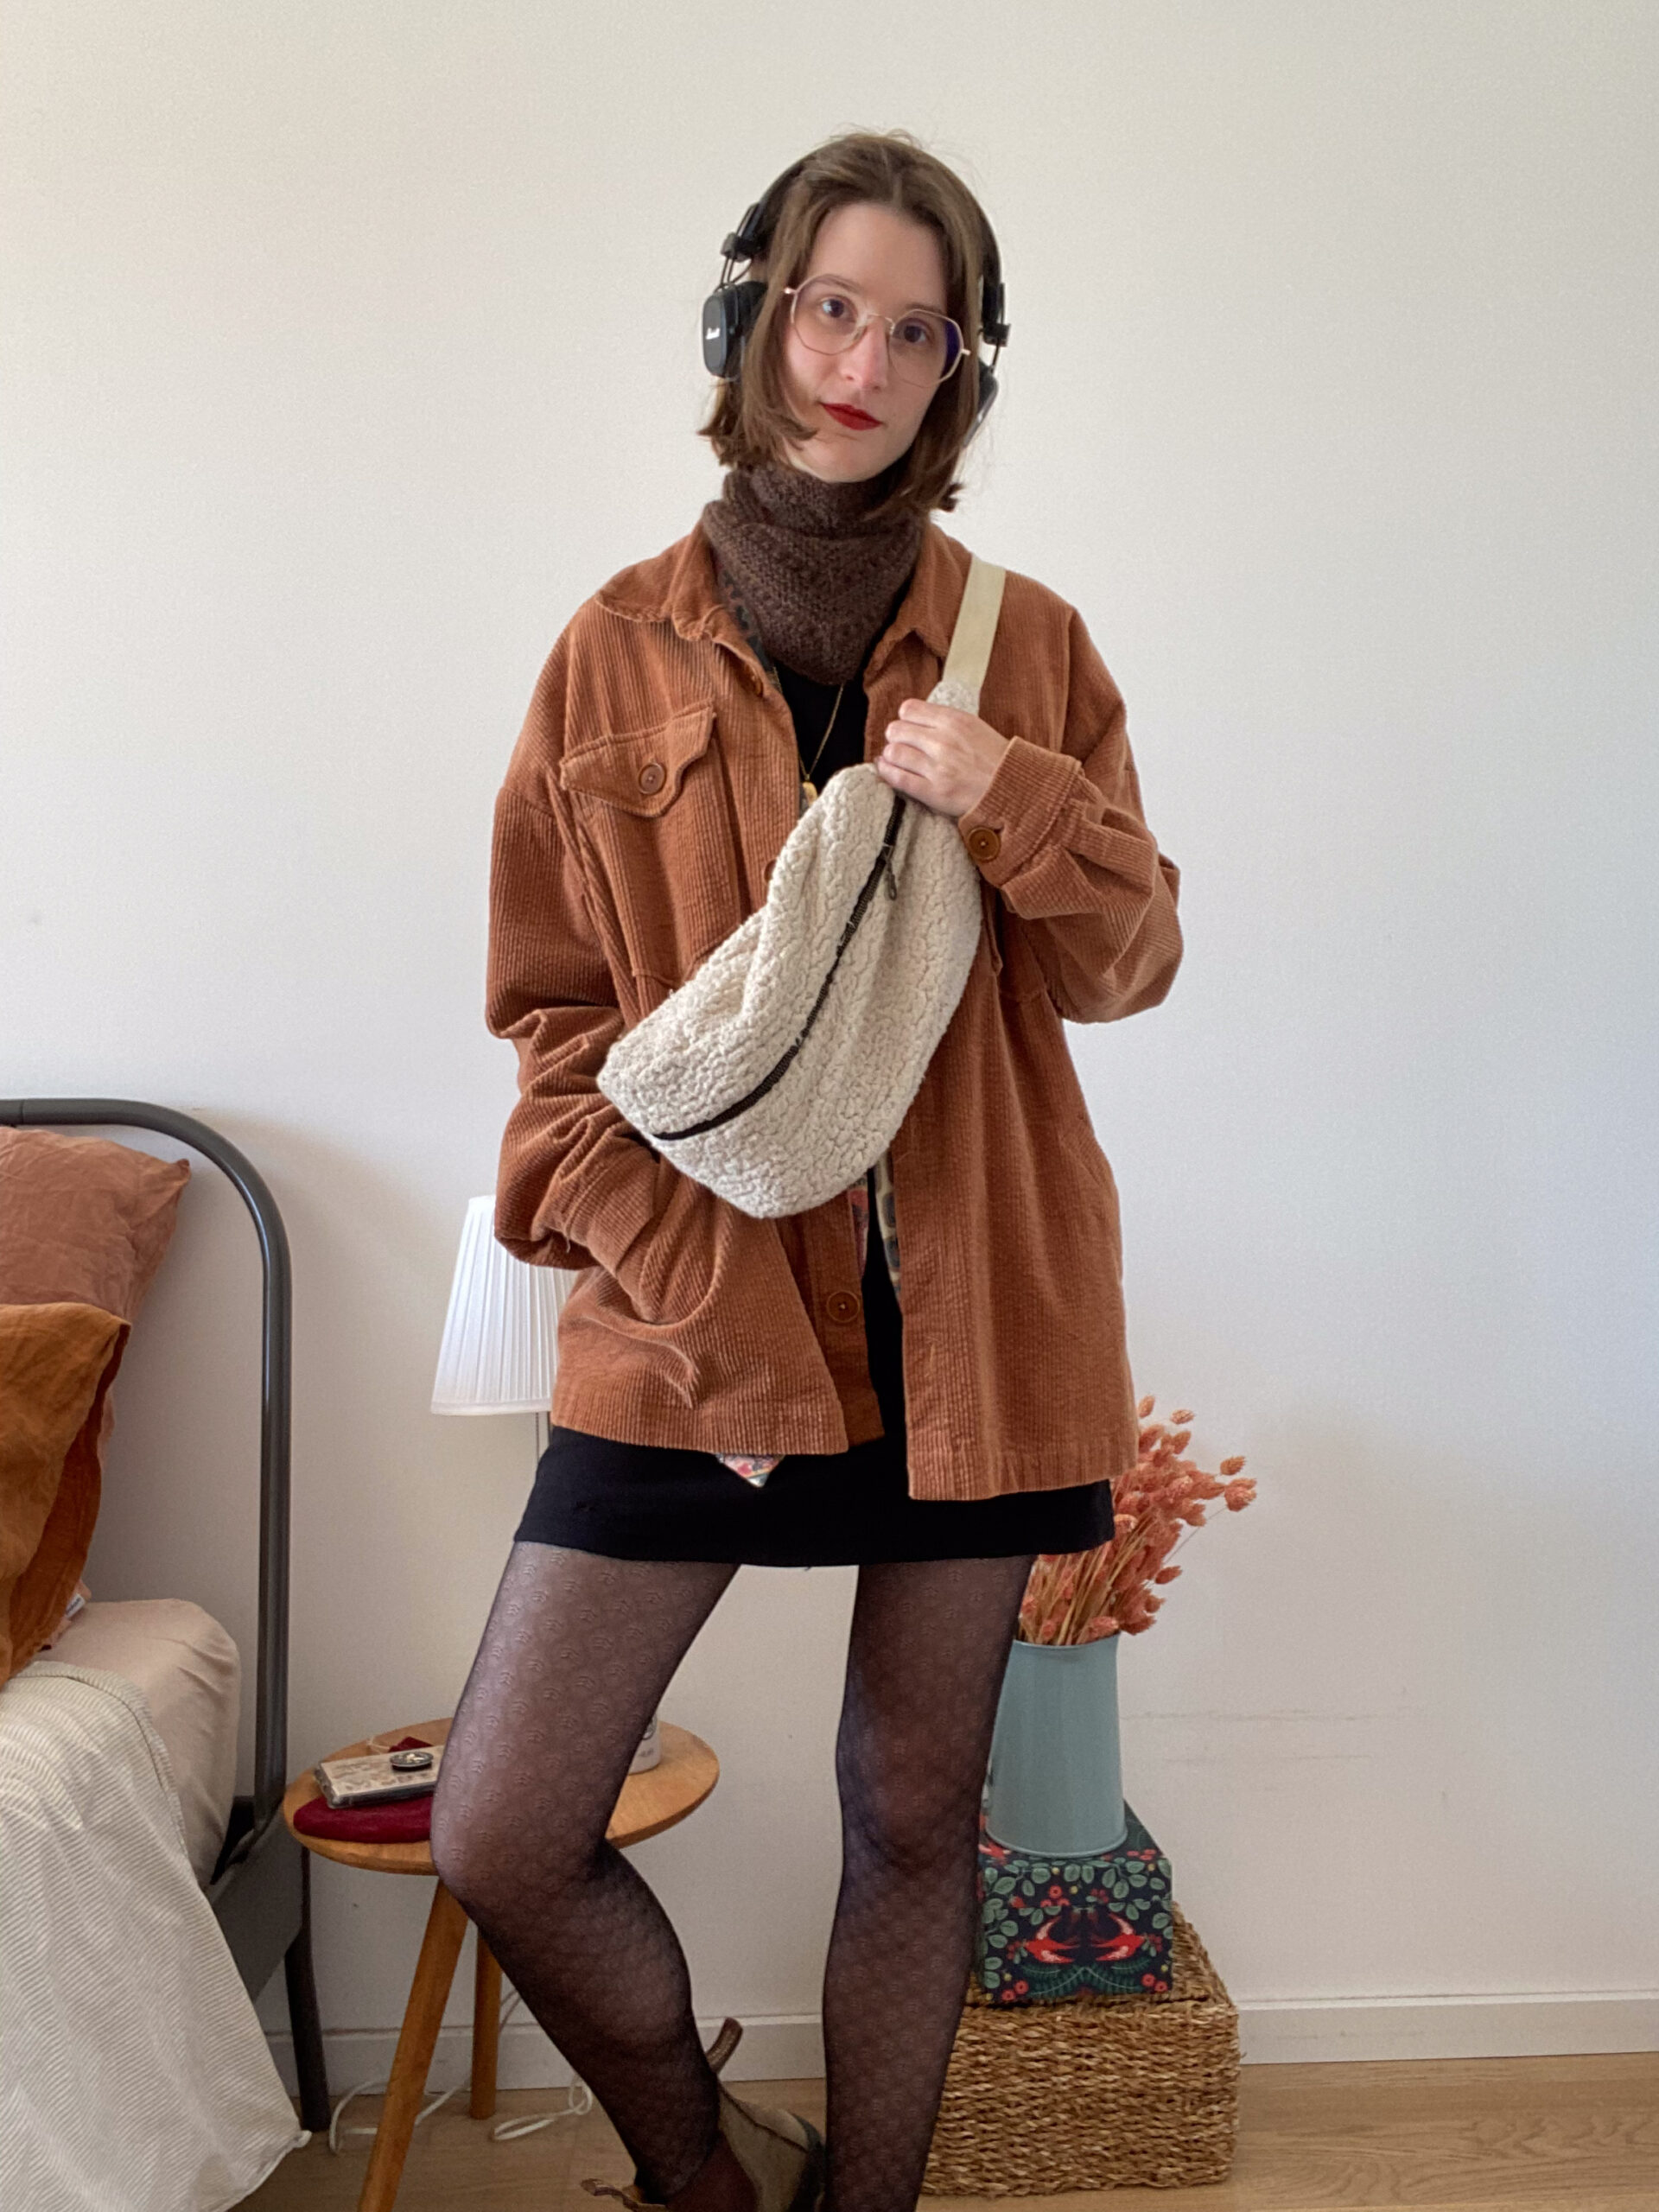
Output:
top-left (702, 156), bottom-right (1007, 436)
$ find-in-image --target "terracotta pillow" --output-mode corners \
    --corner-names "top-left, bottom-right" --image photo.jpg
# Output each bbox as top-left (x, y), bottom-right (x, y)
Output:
top-left (0, 1302), bottom-right (130, 1683)
top-left (0, 1128), bottom-right (189, 1321)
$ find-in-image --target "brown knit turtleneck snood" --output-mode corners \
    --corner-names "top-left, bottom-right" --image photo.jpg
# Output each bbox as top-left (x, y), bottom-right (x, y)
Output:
top-left (699, 459), bottom-right (927, 686)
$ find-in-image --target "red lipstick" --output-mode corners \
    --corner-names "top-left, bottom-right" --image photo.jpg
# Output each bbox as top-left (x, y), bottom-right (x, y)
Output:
top-left (823, 404), bottom-right (880, 429)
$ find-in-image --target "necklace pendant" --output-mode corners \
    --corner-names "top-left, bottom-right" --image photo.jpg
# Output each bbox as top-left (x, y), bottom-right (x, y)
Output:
top-left (802, 778), bottom-right (817, 804)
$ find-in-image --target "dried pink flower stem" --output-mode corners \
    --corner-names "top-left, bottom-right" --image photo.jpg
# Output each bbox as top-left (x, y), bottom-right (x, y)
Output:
top-left (1016, 1396), bottom-right (1256, 1644)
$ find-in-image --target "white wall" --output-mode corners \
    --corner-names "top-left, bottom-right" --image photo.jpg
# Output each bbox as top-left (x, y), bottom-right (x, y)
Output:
top-left (4, 0), bottom-right (1655, 2088)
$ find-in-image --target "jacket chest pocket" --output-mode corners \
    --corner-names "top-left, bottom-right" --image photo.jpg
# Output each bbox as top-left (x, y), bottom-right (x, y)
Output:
top-left (561, 702), bottom-right (745, 988)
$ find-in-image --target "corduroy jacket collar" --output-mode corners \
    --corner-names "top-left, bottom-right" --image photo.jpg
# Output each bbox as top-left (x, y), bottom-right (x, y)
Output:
top-left (593, 511), bottom-right (963, 690)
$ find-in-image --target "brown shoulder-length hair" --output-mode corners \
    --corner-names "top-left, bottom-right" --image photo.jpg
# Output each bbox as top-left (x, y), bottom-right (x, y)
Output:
top-left (698, 130), bottom-right (995, 521)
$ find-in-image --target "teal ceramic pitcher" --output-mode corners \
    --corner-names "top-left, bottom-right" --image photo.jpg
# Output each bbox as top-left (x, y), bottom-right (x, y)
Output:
top-left (982, 1632), bottom-right (1126, 1856)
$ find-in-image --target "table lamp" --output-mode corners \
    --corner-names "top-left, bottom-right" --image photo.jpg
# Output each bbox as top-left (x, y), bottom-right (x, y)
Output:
top-left (431, 1194), bottom-right (573, 1443)
top-left (432, 1195), bottom-right (660, 1772)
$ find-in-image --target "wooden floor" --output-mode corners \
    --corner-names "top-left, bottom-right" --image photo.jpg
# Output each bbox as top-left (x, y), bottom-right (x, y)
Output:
top-left (244, 2052), bottom-right (1659, 2209)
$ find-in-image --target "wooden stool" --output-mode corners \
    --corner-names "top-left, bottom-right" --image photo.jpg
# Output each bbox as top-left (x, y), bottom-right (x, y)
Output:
top-left (283, 1715), bottom-right (719, 2212)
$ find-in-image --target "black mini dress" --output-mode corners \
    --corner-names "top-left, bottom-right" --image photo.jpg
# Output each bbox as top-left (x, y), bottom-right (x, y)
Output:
top-left (512, 650), bottom-right (1117, 1567)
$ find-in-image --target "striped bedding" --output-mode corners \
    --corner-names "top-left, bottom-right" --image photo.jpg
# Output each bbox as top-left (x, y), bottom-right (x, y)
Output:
top-left (0, 1661), bottom-right (306, 2209)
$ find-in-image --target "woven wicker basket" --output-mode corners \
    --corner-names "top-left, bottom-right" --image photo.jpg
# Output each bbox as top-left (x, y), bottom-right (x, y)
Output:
top-left (921, 1904), bottom-right (1239, 2195)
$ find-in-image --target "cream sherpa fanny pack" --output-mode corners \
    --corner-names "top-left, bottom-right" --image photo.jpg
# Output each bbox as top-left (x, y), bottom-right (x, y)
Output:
top-left (597, 555), bottom-right (1007, 1219)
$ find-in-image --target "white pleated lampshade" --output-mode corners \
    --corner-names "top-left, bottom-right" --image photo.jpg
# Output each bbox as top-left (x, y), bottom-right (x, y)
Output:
top-left (431, 1195), bottom-right (575, 1414)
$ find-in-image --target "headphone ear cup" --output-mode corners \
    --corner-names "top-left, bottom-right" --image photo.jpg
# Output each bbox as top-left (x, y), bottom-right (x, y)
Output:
top-left (702, 278), bottom-right (768, 378)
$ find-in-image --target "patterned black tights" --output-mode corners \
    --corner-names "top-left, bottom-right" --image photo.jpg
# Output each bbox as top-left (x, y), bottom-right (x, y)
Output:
top-left (429, 1542), bottom-right (1034, 2210)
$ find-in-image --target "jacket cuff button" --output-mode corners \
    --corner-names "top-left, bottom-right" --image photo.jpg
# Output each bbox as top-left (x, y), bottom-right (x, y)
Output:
top-left (965, 824), bottom-right (1001, 862)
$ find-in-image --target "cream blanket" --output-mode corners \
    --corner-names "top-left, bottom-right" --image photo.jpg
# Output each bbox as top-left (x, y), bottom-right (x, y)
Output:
top-left (0, 1662), bottom-right (308, 2210)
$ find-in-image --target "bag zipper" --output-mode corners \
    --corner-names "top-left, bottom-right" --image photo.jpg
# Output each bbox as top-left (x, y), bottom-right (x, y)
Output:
top-left (648, 791), bottom-right (906, 1145)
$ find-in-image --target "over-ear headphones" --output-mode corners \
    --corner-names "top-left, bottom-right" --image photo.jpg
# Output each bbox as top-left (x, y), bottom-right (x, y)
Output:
top-left (701, 156), bottom-right (1008, 441)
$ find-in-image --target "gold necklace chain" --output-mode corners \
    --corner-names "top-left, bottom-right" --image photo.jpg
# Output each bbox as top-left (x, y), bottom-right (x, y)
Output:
top-left (798, 681), bottom-right (848, 805)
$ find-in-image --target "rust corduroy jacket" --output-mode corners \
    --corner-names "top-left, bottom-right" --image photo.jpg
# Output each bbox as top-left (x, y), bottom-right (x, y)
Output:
top-left (487, 517), bottom-right (1183, 1503)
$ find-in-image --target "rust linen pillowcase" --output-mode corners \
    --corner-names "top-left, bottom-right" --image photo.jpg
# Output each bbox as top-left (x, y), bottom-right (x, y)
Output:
top-left (0, 1301), bottom-right (130, 1683)
top-left (0, 1128), bottom-right (190, 1320)
top-left (0, 1128), bottom-right (189, 1649)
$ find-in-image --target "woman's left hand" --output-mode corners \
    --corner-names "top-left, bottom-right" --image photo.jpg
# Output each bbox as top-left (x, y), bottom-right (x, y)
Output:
top-left (874, 697), bottom-right (1011, 821)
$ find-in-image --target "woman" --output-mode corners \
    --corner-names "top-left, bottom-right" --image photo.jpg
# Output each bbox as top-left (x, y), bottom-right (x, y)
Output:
top-left (430, 130), bottom-right (1183, 2212)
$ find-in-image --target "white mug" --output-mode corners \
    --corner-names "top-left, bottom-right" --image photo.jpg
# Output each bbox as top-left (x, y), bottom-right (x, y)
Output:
top-left (629, 1710), bottom-right (662, 1774)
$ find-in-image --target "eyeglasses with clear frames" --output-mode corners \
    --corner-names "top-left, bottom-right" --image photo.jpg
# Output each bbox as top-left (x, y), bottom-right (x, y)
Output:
top-left (781, 277), bottom-right (965, 388)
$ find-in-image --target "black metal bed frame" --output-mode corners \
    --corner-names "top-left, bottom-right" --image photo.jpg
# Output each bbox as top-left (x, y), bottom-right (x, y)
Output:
top-left (0, 1098), bottom-right (332, 2133)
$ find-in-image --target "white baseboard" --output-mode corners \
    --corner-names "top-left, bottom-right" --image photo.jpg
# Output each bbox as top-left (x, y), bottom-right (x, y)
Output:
top-left (1236, 1990), bottom-right (1659, 2064)
top-left (267, 1991), bottom-right (1659, 2099)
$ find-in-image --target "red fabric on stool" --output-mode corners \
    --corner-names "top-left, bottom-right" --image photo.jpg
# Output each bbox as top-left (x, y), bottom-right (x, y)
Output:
top-left (292, 1736), bottom-right (438, 1842)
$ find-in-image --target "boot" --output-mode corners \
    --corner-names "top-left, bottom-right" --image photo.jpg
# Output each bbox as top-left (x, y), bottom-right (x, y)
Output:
top-left (582, 2018), bottom-right (825, 2212)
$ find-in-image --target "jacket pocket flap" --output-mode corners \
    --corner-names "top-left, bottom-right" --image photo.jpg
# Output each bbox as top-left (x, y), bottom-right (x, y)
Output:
top-left (560, 702), bottom-right (717, 817)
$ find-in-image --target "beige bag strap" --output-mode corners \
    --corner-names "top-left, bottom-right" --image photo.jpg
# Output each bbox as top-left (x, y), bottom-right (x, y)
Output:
top-left (933, 554), bottom-right (1007, 714)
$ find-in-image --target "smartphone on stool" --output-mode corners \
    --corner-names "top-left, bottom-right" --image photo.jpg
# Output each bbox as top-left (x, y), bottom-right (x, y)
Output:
top-left (315, 1745), bottom-right (445, 1808)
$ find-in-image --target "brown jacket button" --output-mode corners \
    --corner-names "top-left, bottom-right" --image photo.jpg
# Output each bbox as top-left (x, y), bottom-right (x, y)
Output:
top-left (966, 824), bottom-right (1001, 862)
top-left (638, 759), bottom-right (666, 794)
top-left (827, 1289), bottom-right (861, 1324)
